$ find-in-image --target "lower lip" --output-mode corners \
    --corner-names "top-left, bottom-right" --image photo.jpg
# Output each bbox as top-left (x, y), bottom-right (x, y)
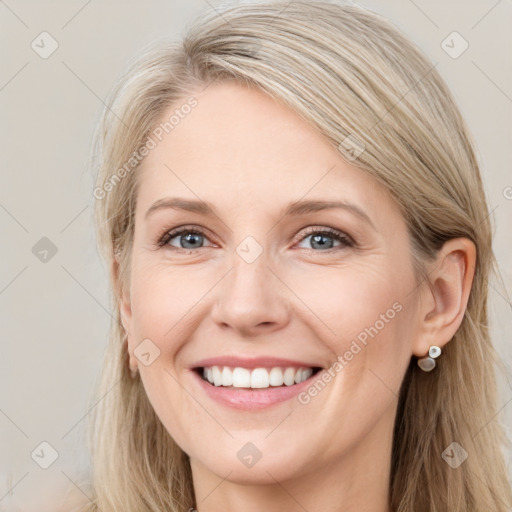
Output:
top-left (190, 369), bottom-right (320, 410)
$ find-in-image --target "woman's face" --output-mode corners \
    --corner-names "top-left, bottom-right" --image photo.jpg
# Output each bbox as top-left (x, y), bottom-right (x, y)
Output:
top-left (120, 81), bottom-right (423, 485)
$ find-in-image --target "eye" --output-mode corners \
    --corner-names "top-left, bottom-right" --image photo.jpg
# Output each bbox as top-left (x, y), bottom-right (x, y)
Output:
top-left (157, 226), bottom-right (215, 251)
top-left (295, 227), bottom-right (354, 252)
top-left (156, 225), bottom-right (354, 253)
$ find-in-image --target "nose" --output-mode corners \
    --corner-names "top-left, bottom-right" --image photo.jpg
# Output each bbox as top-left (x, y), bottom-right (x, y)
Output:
top-left (210, 256), bottom-right (291, 338)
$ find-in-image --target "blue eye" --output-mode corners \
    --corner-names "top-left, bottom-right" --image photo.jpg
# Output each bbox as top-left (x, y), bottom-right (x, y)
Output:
top-left (157, 228), bottom-right (214, 250)
top-left (297, 228), bottom-right (354, 250)
top-left (156, 226), bottom-right (354, 253)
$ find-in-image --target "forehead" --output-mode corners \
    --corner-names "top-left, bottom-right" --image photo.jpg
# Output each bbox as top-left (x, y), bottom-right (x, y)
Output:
top-left (135, 81), bottom-right (399, 224)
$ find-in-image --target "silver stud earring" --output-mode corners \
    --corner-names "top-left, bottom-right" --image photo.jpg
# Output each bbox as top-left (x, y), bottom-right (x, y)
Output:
top-left (417, 345), bottom-right (442, 372)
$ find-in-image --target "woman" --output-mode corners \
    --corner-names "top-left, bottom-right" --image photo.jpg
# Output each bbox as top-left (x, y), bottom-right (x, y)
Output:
top-left (83, 1), bottom-right (512, 510)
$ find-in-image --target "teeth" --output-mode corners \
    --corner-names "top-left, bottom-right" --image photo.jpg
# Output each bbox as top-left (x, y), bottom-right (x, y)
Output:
top-left (284, 367), bottom-right (296, 386)
top-left (269, 367), bottom-right (284, 386)
top-left (232, 367), bottom-right (251, 388)
top-left (222, 366), bottom-right (233, 386)
top-left (201, 366), bottom-right (314, 388)
top-left (212, 366), bottom-right (223, 386)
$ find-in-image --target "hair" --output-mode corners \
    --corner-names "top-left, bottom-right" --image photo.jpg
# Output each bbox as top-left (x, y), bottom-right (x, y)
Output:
top-left (80, 1), bottom-right (512, 510)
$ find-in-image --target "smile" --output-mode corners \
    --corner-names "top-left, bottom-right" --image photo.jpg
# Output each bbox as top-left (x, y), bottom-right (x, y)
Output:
top-left (191, 364), bottom-right (324, 410)
top-left (198, 365), bottom-right (322, 389)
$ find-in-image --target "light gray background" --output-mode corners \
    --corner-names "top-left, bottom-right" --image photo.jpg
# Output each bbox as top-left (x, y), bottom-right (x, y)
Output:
top-left (1, 0), bottom-right (511, 509)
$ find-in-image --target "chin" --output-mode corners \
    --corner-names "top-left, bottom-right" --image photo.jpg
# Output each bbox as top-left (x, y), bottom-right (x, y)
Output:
top-left (192, 447), bottom-right (312, 485)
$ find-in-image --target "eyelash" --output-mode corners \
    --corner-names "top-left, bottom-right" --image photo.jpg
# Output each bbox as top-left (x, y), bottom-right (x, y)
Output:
top-left (156, 225), bottom-right (355, 254)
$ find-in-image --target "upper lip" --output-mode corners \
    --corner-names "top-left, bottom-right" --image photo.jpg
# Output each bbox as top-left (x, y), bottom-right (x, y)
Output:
top-left (191, 356), bottom-right (323, 370)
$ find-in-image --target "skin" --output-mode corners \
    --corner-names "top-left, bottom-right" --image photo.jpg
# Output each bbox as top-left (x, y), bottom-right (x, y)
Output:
top-left (117, 81), bottom-right (476, 512)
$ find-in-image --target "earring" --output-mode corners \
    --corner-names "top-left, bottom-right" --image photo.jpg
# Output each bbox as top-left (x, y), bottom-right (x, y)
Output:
top-left (417, 345), bottom-right (441, 372)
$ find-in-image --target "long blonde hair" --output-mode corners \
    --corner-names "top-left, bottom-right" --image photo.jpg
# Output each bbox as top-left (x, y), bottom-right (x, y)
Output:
top-left (82, 1), bottom-right (512, 510)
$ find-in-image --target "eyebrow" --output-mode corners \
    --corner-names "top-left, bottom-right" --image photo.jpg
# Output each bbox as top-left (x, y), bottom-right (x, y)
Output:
top-left (144, 197), bottom-right (376, 230)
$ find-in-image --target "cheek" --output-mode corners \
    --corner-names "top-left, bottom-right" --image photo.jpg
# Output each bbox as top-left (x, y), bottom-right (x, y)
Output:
top-left (128, 261), bottom-right (207, 347)
top-left (289, 261), bottom-right (414, 388)
top-left (291, 261), bottom-right (408, 340)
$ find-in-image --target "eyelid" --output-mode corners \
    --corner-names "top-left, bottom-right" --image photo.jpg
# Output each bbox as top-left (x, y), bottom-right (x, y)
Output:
top-left (156, 224), bottom-right (355, 253)
top-left (292, 226), bottom-right (355, 248)
top-left (157, 225), bottom-right (217, 249)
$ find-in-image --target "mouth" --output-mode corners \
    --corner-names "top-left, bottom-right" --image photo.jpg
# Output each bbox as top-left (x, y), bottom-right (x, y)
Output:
top-left (194, 365), bottom-right (323, 389)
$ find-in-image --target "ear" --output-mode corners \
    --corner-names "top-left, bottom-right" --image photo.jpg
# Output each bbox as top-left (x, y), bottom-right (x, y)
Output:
top-left (411, 237), bottom-right (476, 357)
top-left (112, 252), bottom-right (137, 373)
top-left (111, 251), bottom-right (133, 330)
